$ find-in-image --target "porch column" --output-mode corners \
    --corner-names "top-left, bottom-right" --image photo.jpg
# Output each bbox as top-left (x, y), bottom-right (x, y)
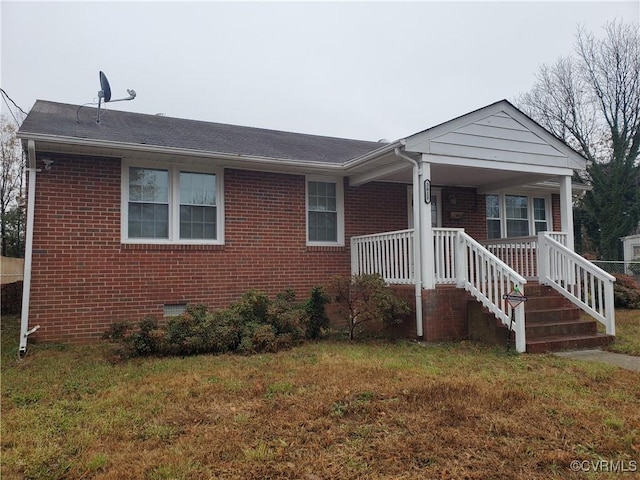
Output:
top-left (420, 156), bottom-right (435, 289)
top-left (559, 175), bottom-right (575, 251)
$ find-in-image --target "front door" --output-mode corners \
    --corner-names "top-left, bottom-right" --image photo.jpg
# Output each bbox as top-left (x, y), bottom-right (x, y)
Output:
top-left (407, 186), bottom-right (441, 229)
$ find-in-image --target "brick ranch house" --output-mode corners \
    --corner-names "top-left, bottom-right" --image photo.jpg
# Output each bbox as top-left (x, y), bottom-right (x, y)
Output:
top-left (16, 99), bottom-right (616, 354)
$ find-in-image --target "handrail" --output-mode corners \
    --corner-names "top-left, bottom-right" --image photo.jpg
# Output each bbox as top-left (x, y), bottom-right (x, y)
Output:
top-left (456, 230), bottom-right (528, 352)
top-left (537, 232), bottom-right (616, 335)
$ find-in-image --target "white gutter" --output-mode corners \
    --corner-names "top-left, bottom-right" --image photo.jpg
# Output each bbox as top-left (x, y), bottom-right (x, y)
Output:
top-left (19, 140), bottom-right (40, 355)
top-left (17, 134), bottom-right (406, 179)
top-left (394, 144), bottom-right (424, 339)
top-left (342, 140), bottom-right (404, 170)
top-left (17, 133), bottom-right (346, 173)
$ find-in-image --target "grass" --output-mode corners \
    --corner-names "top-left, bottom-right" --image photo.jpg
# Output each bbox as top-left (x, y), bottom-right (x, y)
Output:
top-left (603, 309), bottom-right (640, 356)
top-left (2, 314), bottom-right (639, 480)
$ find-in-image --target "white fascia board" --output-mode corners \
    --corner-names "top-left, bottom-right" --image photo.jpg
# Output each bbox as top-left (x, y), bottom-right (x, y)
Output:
top-left (477, 174), bottom-right (553, 194)
top-left (423, 153), bottom-right (575, 177)
top-left (19, 133), bottom-right (345, 175)
top-left (342, 140), bottom-right (404, 170)
top-left (348, 162), bottom-right (410, 187)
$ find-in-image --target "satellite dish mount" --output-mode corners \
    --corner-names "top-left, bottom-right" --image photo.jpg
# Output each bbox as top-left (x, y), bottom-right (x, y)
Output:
top-left (96, 71), bottom-right (136, 123)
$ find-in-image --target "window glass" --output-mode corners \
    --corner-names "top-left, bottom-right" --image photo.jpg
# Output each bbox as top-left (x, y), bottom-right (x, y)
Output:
top-left (486, 194), bottom-right (501, 239)
top-left (179, 172), bottom-right (217, 239)
top-left (308, 181), bottom-right (338, 242)
top-left (505, 195), bottom-right (529, 237)
top-left (533, 197), bottom-right (547, 234)
top-left (128, 168), bottom-right (169, 238)
top-left (431, 195), bottom-right (438, 227)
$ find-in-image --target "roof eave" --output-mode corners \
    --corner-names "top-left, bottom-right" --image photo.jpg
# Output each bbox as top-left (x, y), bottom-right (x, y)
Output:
top-left (17, 132), bottom-right (346, 174)
top-left (342, 140), bottom-right (404, 170)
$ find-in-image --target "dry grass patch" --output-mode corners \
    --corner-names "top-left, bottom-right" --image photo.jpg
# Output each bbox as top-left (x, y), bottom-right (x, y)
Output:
top-left (1, 316), bottom-right (639, 479)
top-left (604, 309), bottom-right (640, 356)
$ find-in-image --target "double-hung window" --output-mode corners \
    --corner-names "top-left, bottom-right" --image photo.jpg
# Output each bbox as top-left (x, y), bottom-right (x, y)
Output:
top-left (128, 168), bottom-right (170, 239)
top-left (306, 177), bottom-right (344, 245)
top-left (505, 195), bottom-right (529, 237)
top-left (123, 162), bottom-right (224, 244)
top-left (486, 193), bottom-right (550, 239)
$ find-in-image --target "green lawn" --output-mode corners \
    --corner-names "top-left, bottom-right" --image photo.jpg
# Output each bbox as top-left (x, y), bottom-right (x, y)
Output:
top-left (1, 314), bottom-right (638, 480)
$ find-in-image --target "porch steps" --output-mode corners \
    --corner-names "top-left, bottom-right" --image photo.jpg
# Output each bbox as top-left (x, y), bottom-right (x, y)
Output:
top-left (468, 282), bottom-right (614, 353)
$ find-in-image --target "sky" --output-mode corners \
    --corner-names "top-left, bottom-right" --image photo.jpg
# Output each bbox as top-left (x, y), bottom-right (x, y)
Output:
top-left (1, 1), bottom-right (638, 142)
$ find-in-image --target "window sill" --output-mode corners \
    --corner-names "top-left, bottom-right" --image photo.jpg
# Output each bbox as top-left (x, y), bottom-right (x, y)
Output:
top-left (121, 243), bottom-right (225, 251)
top-left (306, 244), bottom-right (346, 252)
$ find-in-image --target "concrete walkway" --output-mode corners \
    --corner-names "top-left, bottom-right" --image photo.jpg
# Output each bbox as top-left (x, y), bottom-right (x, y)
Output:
top-left (554, 349), bottom-right (640, 372)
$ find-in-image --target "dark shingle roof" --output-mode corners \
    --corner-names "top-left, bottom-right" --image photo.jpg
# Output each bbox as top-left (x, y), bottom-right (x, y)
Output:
top-left (19, 100), bottom-right (386, 164)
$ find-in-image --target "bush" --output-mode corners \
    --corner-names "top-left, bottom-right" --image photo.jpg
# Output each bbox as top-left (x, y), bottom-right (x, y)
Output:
top-left (305, 286), bottom-right (330, 339)
top-left (329, 274), bottom-right (411, 340)
top-left (232, 290), bottom-right (270, 324)
top-left (103, 285), bottom-right (330, 360)
top-left (613, 274), bottom-right (640, 309)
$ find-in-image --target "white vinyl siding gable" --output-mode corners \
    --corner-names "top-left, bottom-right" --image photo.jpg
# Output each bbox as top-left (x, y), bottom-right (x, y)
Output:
top-left (404, 102), bottom-right (587, 171)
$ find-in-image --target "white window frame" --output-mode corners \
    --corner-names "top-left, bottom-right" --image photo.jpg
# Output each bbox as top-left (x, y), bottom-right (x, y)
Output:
top-left (121, 160), bottom-right (225, 245)
top-left (305, 175), bottom-right (345, 246)
top-left (486, 193), bottom-right (551, 238)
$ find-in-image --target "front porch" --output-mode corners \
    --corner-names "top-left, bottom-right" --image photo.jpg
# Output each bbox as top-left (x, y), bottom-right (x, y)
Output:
top-left (340, 101), bottom-right (616, 353)
top-left (351, 228), bottom-right (616, 353)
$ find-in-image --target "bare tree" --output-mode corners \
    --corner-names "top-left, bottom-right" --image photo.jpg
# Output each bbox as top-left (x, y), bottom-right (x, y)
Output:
top-left (517, 21), bottom-right (640, 260)
top-left (0, 116), bottom-right (24, 257)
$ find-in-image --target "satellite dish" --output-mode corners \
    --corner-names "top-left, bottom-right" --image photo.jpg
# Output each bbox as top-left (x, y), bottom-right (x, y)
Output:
top-left (95, 70), bottom-right (137, 123)
top-left (99, 71), bottom-right (111, 103)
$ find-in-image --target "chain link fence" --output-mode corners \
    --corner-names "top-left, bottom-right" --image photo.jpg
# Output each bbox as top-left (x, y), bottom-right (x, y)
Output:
top-left (592, 261), bottom-right (640, 280)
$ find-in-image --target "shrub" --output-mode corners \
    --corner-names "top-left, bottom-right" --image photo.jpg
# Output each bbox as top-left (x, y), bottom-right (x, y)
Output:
top-left (232, 290), bottom-right (270, 324)
top-left (104, 287), bottom-right (323, 360)
top-left (613, 274), bottom-right (640, 309)
top-left (241, 323), bottom-right (279, 354)
top-left (329, 274), bottom-right (411, 340)
top-left (267, 290), bottom-right (307, 341)
top-left (305, 286), bottom-right (330, 339)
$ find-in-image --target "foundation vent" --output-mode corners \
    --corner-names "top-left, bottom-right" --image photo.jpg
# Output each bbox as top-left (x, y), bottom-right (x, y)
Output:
top-left (164, 304), bottom-right (187, 317)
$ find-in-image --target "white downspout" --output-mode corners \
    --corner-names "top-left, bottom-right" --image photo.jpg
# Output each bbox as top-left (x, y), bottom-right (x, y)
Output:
top-left (394, 145), bottom-right (423, 339)
top-left (19, 140), bottom-right (40, 356)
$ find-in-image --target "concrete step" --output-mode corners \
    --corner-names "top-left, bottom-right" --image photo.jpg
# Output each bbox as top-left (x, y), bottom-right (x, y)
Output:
top-left (524, 307), bottom-right (581, 323)
top-left (526, 333), bottom-right (614, 354)
top-left (521, 283), bottom-right (557, 296)
top-left (525, 318), bottom-right (598, 338)
top-left (523, 295), bottom-right (574, 311)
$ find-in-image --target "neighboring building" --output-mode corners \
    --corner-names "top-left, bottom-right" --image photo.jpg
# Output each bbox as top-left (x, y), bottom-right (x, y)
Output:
top-left (621, 234), bottom-right (640, 274)
top-left (16, 99), bottom-right (616, 353)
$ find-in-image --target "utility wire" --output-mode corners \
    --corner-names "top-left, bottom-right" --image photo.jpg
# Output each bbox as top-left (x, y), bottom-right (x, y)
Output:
top-left (1, 94), bottom-right (20, 125)
top-left (0, 88), bottom-right (28, 125)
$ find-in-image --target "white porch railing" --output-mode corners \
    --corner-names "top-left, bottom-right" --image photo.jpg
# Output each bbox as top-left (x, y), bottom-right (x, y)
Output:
top-left (433, 228), bottom-right (459, 284)
top-left (351, 228), bottom-right (528, 352)
top-left (456, 230), bottom-right (528, 353)
top-left (483, 232), bottom-right (567, 278)
top-left (350, 229), bottom-right (414, 284)
top-left (538, 232), bottom-right (616, 335)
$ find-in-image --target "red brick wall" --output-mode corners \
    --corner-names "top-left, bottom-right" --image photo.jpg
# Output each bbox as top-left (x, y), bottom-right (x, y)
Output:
top-left (387, 285), bottom-right (470, 341)
top-left (28, 152), bottom-right (409, 343)
top-left (551, 194), bottom-right (562, 232)
top-left (441, 187), bottom-right (486, 238)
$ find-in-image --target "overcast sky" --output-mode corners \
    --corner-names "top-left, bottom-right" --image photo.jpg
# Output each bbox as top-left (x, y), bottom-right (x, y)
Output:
top-left (1, 1), bottom-right (638, 141)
